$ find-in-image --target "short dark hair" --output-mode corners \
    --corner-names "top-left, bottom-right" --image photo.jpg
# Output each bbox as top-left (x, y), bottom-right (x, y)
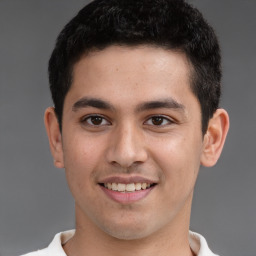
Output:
top-left (49, 0), bottom-right (221, 134)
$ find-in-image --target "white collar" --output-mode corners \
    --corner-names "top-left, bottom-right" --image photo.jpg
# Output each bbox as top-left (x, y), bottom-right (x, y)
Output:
top-left (23, 230), bottom-right (219, 256)
top-left (189, 231), bottom-right (219, 256)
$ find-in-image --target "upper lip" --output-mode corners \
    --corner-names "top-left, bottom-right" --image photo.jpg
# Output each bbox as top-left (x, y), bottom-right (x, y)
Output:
top-left (98, 175), bottom-right (158, 185)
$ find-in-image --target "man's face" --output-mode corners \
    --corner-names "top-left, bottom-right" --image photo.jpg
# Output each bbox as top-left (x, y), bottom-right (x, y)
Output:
top-left (57, 46), bottom-right (207, 239)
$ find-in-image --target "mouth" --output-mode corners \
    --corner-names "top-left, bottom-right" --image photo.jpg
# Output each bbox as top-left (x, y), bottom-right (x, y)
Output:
top-left (99, 182), bottom-right (156, 193)
top-left (98, 177), bottom-right (157, 203)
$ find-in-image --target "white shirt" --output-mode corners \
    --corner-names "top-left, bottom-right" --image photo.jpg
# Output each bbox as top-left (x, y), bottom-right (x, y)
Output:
top-left (21, 230), bottom-right (219, 256)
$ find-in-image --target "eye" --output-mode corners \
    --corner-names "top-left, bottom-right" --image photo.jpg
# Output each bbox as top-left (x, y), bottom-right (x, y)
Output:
top-left (81, 115), bottom-right (111, 126)
top-left (144, 115), bottom-right (173, 126)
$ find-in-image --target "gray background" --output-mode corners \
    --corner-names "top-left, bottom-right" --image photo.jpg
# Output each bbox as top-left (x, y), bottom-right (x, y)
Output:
top-left (0, 1), bottom-right (255, 255)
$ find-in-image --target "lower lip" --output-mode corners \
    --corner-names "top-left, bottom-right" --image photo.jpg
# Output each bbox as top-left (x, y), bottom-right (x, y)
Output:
top-left (100, 185), bottom-right (154, 204)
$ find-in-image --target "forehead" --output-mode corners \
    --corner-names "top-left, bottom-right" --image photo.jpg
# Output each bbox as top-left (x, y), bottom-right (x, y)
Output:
top-left (71, 45), bottom-right (192, 96)
top-left (62, 45), bottom-right (200, 118)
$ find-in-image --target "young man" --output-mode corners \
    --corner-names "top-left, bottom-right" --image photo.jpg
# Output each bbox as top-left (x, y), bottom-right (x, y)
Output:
top-left (23, 0), bottom-right (229, 255)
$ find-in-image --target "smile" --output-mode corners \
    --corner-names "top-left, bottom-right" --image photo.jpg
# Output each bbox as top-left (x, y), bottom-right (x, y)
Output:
top-left (102, 182), bottom-right (155, 192)
top-left (99, 179), bottom-right (157, 203)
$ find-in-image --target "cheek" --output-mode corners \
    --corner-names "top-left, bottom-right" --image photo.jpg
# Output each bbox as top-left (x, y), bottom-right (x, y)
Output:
top-left (150, 135), bottom-right (202, 197)
top-left (63, 131), bottom-right (103, 167)
top-left (62, 134), bottom-right (104, 194)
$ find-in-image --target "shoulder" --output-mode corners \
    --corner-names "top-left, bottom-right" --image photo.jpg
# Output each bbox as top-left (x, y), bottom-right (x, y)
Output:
top-left (189, 231), bottom-right (220, 256)
top-left (20, 230), bottom-right (75, 256)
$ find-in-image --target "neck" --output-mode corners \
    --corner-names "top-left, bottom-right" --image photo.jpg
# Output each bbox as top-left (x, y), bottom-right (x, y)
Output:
top-left (64, 195), bottom-right (194, 256)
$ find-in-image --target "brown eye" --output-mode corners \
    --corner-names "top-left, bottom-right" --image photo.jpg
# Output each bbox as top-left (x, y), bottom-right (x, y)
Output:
top-left (144, 115), bottom-right (173, 126)
top-left (82, 115), bottom-right (110, 126)
top-left (151, 116), bottom-right (164, 125)
top-left (90, 116), bottom-right (103, 125)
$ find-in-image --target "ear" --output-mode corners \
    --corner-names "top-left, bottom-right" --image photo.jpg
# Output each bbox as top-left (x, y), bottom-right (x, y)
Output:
top-left (44, 107), bottom-right (64, 168)
top-left (200, 109), bottom-right (229, 167)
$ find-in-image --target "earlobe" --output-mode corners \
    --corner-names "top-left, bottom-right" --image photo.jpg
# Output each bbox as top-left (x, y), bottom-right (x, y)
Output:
top-left (44, 107), bottom-right (64, 168)
top-left (200, 109), bottom-right (229, 167)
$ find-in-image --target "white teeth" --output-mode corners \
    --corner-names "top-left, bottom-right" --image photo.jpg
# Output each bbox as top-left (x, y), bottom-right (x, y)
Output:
top-left (104, 182), bottom-right (152, 192)
top-left (117, 183), bottom-right (126, 192)
top-left (141, 183), bottom-right (147, 190)
top-left (126, 183), bottom-right (136, 192)
top-left (135, 183), bottom-right (142, 190)
top-left (112, 183), bottom-right (118, 191)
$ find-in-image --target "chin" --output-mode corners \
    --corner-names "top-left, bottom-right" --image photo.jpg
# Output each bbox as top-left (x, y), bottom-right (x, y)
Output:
top-left (100, 221), bottom-right (155, 240)
top-left (105, 229), bottom-right (150, 240)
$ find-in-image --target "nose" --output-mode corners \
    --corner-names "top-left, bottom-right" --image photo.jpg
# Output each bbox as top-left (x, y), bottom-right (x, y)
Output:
top-left (106, 123), bottom-right (148, 168)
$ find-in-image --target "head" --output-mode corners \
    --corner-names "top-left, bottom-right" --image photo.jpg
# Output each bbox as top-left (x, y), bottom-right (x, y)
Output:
top-left (45, 0), bottom-right (229, 243)
top-left (48, 0), bottom-right (221, 134)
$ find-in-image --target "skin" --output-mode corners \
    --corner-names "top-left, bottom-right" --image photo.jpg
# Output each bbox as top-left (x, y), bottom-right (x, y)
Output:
top-left (45, 46), bottom-right (229, 256)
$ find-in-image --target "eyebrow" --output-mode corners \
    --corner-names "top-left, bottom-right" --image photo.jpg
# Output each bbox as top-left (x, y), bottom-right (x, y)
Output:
top-left (72, 97), bottom-right (114, 112)
top-left (72, 97), bottom-right (185, 113)
top-left (136, 98), bottom-right (185, 112)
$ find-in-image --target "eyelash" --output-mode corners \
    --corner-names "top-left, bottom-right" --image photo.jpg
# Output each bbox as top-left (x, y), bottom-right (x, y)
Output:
top-left (144, 115), bottom-right (174, 126)
top-left (81, 115), bottom-right (111, 126)
top-left (80, 114), bottom-right (174, 127)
